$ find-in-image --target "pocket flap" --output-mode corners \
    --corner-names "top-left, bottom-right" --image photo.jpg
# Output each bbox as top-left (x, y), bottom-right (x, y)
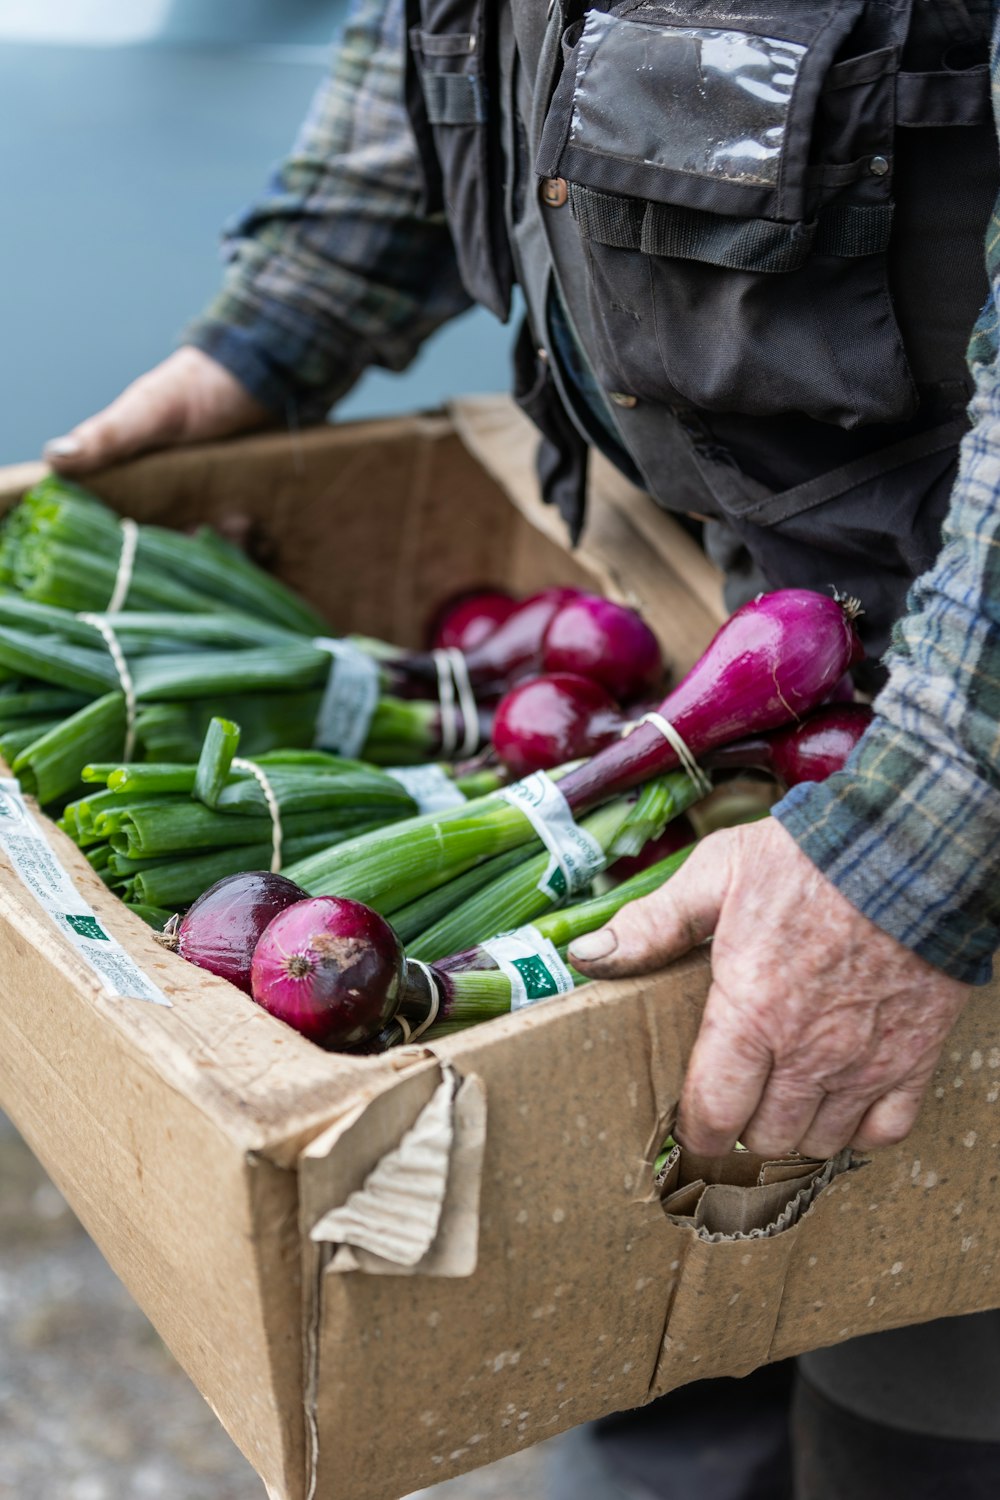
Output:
top-left (539, 1), bottom-right (865, 224)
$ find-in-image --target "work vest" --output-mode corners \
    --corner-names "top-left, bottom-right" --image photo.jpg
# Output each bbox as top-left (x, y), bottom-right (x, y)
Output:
top-left (405, 0), bottom-right (997, 655)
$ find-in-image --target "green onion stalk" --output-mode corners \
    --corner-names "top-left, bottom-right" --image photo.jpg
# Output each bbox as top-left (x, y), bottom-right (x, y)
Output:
top-left (359, 843), bottom-right (696, 1051)
top-left (407, 771), bottom-right (701, 961)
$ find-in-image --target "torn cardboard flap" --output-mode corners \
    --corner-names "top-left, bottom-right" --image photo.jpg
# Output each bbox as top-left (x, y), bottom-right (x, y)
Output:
top-left (310, 1067), bottom-right (486, 1278)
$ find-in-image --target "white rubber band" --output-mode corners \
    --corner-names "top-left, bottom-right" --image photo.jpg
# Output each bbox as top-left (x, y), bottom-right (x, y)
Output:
top-left (107, 517), bottom-right (139, 615)
top-left (232, 757), bottom-right (283, 873)
top-left (433, 649), bottom-right (459, 758)
top-left (77, 612), bottom-right (137, 761)
top-left (444, 648), bottom-right (479, 758)
top-left (405, 959), bottom-right (441, 1042)
top-left (638, 712), bottom-right (713, 798)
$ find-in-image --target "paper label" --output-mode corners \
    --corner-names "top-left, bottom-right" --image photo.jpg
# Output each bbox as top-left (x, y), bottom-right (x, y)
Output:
top-left (500, 771), bottom-right (605, 900)
top-left (386, 764), bottom-right (466, 815)
top-left (480, 926), bottom-right (575, 1011)
top-left (0, 778), bottom-right (169, 1006)
top-left (313, 638), bottom-right (381, 760)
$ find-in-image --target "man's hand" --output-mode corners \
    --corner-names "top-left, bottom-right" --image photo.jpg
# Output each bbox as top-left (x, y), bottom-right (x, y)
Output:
top-left (568, 818), bottom-right (970, 1158)
top-left (43, 347), bottom-right (270, 473)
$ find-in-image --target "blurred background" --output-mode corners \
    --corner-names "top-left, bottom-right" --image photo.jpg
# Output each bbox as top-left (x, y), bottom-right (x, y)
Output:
top-left (0, 3), bottom-right (521, 1495)
top-left (0, 0), bottom-right (514, 464)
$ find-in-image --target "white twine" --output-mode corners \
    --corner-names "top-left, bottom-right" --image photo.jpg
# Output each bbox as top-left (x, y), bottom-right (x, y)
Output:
top-left (107, 517), bottom-right (139, 615)
top-left (433, 649), bottom-right (459, 758)
top-left (77, 612), bottom-right (137, 761)
top-left (232, 757), bottom-right (283, 873)
top-left (404, 958), bottom-right (441, 1043)
top-left (443, 648), bottom-right (479, 758)
top-left (638, 712), bottom-right (713, 798)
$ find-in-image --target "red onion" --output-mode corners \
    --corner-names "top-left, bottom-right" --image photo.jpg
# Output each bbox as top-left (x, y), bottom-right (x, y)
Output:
top-left (459, 587), bottom-right (582, 691)
top-left (491, 672), bottom-right (625, 776)
top-left (251, 896), bottom-right (422, 1048)
top-left (825, 671), bottom-right (857, 704)
top-left (163, 870), bottom-right (307, 994)
top-left (704, 703), bottom-right (873, 787)
top-left (429, 589), bottom-right (518, 652)
top-left (541, 596), bottom-right (663, 701)
top-left (559, 589), bottom-right (864, 814)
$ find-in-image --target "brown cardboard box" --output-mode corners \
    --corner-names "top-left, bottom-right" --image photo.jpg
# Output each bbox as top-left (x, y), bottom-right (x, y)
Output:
top-left (0, 401), bottom-right (998, 1500)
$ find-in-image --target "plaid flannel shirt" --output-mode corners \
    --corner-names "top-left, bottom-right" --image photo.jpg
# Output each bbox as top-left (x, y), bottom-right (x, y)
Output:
top-left (188, 0), bottom-right (1000, 985)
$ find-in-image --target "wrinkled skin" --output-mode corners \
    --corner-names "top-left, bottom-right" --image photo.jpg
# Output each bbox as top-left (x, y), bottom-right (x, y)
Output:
top-left (43, 346), bottom-right (267, 473)
top-left (569, 818), bottom-right (970, 1158)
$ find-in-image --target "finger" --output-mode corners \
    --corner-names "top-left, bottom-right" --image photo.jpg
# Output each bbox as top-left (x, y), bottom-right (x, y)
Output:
top-left (44, 377), bottom-right (186, 474)
top-left (797, 1091), bottom-right (876, 1160)
top-left (567, 835), bottom-right (730, 977)
top-left (851, 1082), bottom-right (927, 1152)
top-left (675, 980), bottom-right (773, 1155)
top-left (739, 1078), bottom-right (828, 1159)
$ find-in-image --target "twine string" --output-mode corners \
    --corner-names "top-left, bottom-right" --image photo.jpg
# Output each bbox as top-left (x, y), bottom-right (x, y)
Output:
top-left (231, 757), bottom-right (283, 873)
top-left (77, 612), bottom-right (137, 761)
top-left (107, 517), bottom-right (139, 614)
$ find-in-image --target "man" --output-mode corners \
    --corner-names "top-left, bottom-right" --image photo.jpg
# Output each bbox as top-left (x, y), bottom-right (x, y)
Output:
top-left (43, 1), bottom-right (1000, 1493)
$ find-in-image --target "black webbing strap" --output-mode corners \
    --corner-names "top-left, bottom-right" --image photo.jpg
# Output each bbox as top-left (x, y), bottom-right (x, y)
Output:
top-left (569, 185), bottom-right (894, 272)
top-left (420, 70), bottom-right (486, 125)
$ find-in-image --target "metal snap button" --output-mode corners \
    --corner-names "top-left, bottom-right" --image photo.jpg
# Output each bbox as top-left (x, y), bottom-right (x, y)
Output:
top-left (608, 391), bottom-right (638, 409)
top-left (540, 177), bottom-right (568, 208)
top-left (869, 155), bottom-right (890, 177)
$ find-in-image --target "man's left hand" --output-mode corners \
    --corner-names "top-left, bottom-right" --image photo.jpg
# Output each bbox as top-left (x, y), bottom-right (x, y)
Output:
top-left (568, 819), bottom-right (970, 1158)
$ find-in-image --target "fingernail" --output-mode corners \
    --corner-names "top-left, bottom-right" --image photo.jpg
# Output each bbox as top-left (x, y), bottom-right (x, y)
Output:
top-left (44, 436), bottom-right (82, 458)
top-left (568, 928), bottom-right (618, 963)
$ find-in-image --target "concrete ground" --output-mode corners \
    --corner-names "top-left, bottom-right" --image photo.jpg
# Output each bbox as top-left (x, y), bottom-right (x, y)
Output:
top-left (0, 1114), bottom-right (548, 1500)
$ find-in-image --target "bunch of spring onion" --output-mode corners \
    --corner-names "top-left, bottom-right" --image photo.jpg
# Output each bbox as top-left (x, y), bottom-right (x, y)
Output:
top-left (63, 717), bottom-right (498, 922)
top-left (0, 597), bottom-right (490, 805)
top-left (286, 589), bottom-right (863, 913)
top-left (0, 476), bottom-right (326, 631)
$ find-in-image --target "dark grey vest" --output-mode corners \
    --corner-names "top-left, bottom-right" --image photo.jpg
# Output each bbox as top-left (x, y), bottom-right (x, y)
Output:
top-left (406, 0), bottom-right (996, 654)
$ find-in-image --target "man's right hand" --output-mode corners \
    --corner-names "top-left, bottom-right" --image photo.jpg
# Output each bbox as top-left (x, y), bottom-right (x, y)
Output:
top-left (43, 347), bottom-right (270, 474)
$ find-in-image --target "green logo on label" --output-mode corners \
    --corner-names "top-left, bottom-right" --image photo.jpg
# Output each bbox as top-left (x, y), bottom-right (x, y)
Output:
top-left (64, 914), bottom-right (108, 942)
top-left (545, 866), bottom-right (567, 899)
top-left (512, 955), bottom-right (559, 1000)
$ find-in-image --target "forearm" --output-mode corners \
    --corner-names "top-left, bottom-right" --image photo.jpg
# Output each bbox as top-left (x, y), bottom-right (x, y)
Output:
top-left (185, 0), bottom-right (472, 422)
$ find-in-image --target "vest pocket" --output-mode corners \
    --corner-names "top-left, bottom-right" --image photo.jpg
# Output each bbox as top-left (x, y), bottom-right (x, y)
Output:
top-left (537, 1), bottom-right (918, 429)
top-left (407, 1), bottom-right (514, 320)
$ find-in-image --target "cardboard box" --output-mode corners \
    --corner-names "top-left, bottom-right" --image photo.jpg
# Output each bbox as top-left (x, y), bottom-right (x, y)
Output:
top-left (1, 401), bottom-right (999, 1500)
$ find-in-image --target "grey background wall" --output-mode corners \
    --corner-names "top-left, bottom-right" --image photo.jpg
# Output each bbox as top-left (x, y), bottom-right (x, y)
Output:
top-left (0, 0), bottom-right (514, 463)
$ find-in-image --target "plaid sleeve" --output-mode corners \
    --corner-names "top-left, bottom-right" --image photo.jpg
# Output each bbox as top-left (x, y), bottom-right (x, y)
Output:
top-left (183, 0), bottom-right (472, 422)
top-left (773, 17), bottom-right (1000, 987)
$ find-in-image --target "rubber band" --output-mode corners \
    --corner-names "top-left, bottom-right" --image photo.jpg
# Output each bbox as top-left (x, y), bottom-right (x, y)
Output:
top-left (232, 757), bottom-right (283, 873)
top-left (433, 649), bottom-right (459, 758)
top-left (405, 959), bottom-right (441, 1042)
top-left (77, 613), bottom-right (136, 761)
top-left (107, 517), bottom-right (139, 614)
top-left (637, 712), bottom-right (713, 799)
top-left (443, 648), bottom-right (480, 758)
top-left (394, 1014), bottom-right (413, 1044)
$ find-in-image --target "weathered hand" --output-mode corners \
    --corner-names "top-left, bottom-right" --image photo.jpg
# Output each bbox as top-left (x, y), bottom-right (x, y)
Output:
top-left (43, 347), bottom-right (269, 473)
top-left (568, 818), bottom-right (970, 1157)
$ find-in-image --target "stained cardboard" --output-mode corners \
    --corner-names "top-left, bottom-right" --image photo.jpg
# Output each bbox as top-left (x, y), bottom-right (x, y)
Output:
top-left (0, 402), bottom-right (997, 1500)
